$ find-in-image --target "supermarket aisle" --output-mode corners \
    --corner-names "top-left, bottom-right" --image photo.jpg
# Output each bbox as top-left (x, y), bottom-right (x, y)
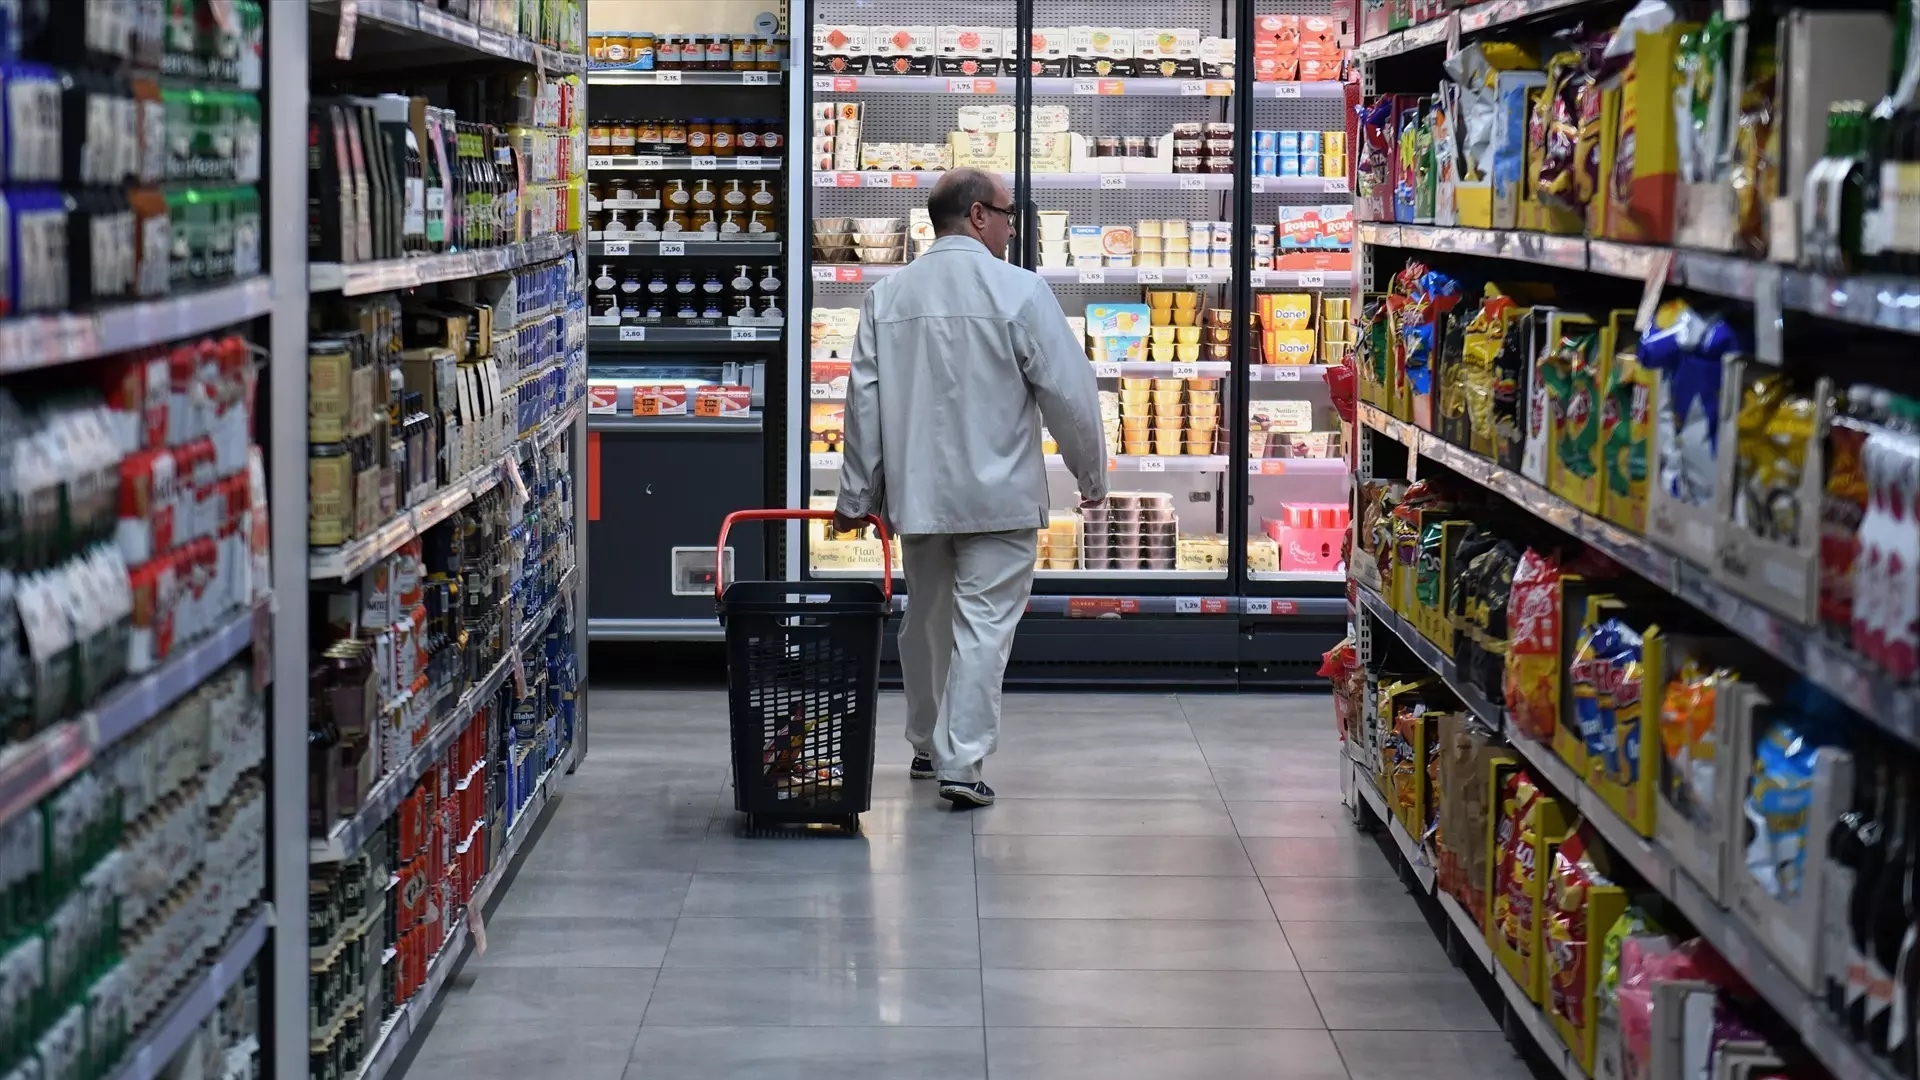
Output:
top-left (406, 691), bottom-right (1538, 1080)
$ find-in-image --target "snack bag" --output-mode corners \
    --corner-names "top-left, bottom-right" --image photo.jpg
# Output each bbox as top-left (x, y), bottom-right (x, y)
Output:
top-left (1462, 290), bottom-right (1518, 457)
top-left (1818, 402), bottom-right (1870, 636)
top-left (1601, 347), bottom-right (1654, 531)
top-left (1568, 619), bottom-right (1645, 785)
top-left (1657, 661), bottom-right (1722, 823)
top-left (1731, 374), bottom-right (1817, 546)
top-left (1541, 327), bottom-right (1605, 512)
top-left (1505, 549), bottom-right (1563, 740)
top-left (1489, 771), bottom-right (1524, 949)
top-left (1546, 828), bottom-right (1604, 1028)
top-left (1496, 775), bottom-right (1544, 959)
top-left (1742, 719), bottom-right (1824, 899)
top-left (1636, 302), bottom-right (1737, 507)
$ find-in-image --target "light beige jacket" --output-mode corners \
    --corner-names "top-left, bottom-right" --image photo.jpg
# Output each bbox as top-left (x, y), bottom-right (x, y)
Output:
top-left (834, 235), bottom-right (1109, 534)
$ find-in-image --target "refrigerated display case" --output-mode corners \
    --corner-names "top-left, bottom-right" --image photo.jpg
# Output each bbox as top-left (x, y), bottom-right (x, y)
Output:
top-left (798, 0), bottom-right (1351, 681)
top-left (583, 25), bottom-right (796, 639)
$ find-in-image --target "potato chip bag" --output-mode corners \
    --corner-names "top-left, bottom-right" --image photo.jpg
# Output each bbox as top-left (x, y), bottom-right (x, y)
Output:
top-left (1569, 619), bottom-right (1644, 783)
top-left (1505, 549), bottom-right (1564, 740)
top-left (1732, 374), bottom-right (1817, 545)
top-left (1743, 719), bottom-right (1824, 899)
top-left (1546, 828), bottom-right (1607, 1029)
top-left (1496, 774), bottom-right (1543, 957)
top-left (1657, 661), bottom-right (1722, 823)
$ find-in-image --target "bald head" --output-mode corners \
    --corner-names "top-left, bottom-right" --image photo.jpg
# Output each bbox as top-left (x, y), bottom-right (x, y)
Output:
top-left (927, 168), bottom-right (1014, 256)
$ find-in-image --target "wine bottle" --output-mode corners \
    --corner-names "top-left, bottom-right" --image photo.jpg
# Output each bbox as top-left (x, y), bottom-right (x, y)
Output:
top-left (1867, 768), bottom-right (1914, 1051)
top-left (1854, 766), bottom-right (1897, 1036)
top-left (1830, 758), bottom-right (1879, 1017)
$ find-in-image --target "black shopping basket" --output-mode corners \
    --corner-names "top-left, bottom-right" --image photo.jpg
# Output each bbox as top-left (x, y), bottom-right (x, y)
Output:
top-left (715, 509), bottom-right (892, 833)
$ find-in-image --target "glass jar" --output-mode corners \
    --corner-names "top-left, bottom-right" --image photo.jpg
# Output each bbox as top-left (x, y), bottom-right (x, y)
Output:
top-left (587, 207), bottom-right (609, 236)
top-left (733, 296), bottom-right (757, 321)
top-left (691, 210), bottom-right (718, 234)
top-left (660, 119), bottom-right (688, 154)
top-left (737, 125), bottom-right (760, 155)
top-left (747, 209), bottom-right (775, 234)
top-left (720, 180), bottom-right (747, 207)
top-left (712, 120), bottom-right (737, 157)
top-left (610, 120), bottom-right (637, 154)
top-left (631, 209), bottom-right (660, 239)
top-left (620, 270), bottom-right (643, 294)
top-left (646, 298), bottom-right (665, 320)
top-left (675, 298), bottom-right (698, 320)
top-left (674, 272), bottom-right (697, 294)
top-left (731, 35), bottom-right (755, 70)
top-left (686, 119), bottom-right (713, 155)
top-left (587, 123), bottom-right (612, 153)
top-left (758, 265), bottom-right (782, 292)
top-left (611, 176), bottom-right (643, 202)
top-left (632, 178), bottom-right (660, 206)
top-left (702, 297), bottom-right (725, 320)
top-left (647, 271), bottom-right (669, 293)
top-left (590, 291), bottom-right (617, 320)
top-left (620, 294), bottom-right (643, 323)
top-left (719, 211), bottom-right (744, 234)
top-left (756, 36), bottom-right (783, 71)
top-left (630, 32), bottom-right (657, 69)
top-left (587, 32), bottom-right (608, 64)
top-left (684, 35), bottom-right (708, 69)
top-left (749, 180), bottom-right (775, 206)
top-left (690, 180), bottom-right (716, 207)
top-left (731, 265), bottom-right (754, 290)
top-left (703, 272), bottom-right (726, 294)
top-left (593, 264), bottom-right (617, 292)
top-left (657, 35), bottom-right (682, 68)
top-left (635, 118), bottom-right (662, 150)
top-left (602, 209), bottom-right (631, 238)
top-left (663, 180), bottom-right (690, 208)
top-left (757, 120), bottom-right (783, 155)
top-left (662, 209), bottom-right (688, 234)
top-left (705, 35), bottom-right (730, 68)
top-left (602, 31), bottom-right (630, 67)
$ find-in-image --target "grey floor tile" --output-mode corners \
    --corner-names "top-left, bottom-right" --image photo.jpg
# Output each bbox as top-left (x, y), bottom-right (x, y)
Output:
top-left (987, 1027), bottom-right (1349, 1080)
top-left (974, 835), bottom-right (1254, 877)
top-left (977, 875), bottom-right (1275, 921)
top-left (1305, 971), bottom-right (1499, 1031)
top-left (1176, 693), bottom-right (1333, 724)
top-left (972, 799), bottom-right (1236, 837)
top-left (663, 917), bottom-right (979, 969)
top-left (411, 1020), bottom-right (640, 1080)
top-left (969, 764), bottom-right (1225, 801)
top-left (1196, 739), bottom-right (1348, 773)
top-left (681, 872), bottom-right (978, 918)
top-left (1280, 921), bottom-right (1454, 972)
top-left (469, 917), bottom-right (677, 969)
top-left (980, 919), bottom-right (1297, 971)
top-left (1262, 878), bottom-right (1426, 923)
top-left (695, 832), bottom-right (974, 875)
top-left (518, 825), bottom-right (710, 873)
top-left (643, 967), bottom-right (983, 1027)
top-left (982, 969), bottom-right (1323, 1028)
top-left (434, 967), bottom-right (659, 1026)
top-left (707, 798), bottom-right (975, 839)
top-left (490, 871), bottom-right (693, 919)
top-left (1242, 836), bottom-right (1400, 879)
top-left (1227, 800), bottom-right (1352, 838)
top-left (1332, 1030), bottom-right (1534, 1080)
top-left (1208, 763), bottom-right (1346, 802)
top-left (624, 1027), bottom-right (986, 1079)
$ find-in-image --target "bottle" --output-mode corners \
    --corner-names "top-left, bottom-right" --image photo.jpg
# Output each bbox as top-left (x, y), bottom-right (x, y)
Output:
top-left (1866, 767), bottom-right (1914, 1049)
top-left (1853, 763), bottom-right (1894, 1036)
top-left (402, 110), bottom-right (425, 252)
top-left (1832, 759), bottom-right (1882, 1018)
top-left (423, 109), bottom-right (447, 252)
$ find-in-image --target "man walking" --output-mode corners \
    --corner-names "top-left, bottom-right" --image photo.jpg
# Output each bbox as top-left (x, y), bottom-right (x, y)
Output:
top-left (832, 168), bottom-right (1108, 808)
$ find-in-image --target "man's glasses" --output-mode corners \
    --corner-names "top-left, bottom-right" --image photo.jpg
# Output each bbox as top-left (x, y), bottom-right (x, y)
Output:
top-left (978, 202), bottom-right (1017, 220)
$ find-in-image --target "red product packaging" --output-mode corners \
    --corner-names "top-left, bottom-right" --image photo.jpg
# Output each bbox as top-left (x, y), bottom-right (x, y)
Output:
top-left (1299, 54), bottom-right (1343, 80)
top-left (100, 349), bottom-right (171, 451)
top-left (116, 449), bottom-right (177, 565)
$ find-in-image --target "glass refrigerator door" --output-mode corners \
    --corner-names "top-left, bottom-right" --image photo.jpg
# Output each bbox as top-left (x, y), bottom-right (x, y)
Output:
top-left (1025, 1), bottom-right (1242, 587)
top-left (1245, 2), bottom-right (1353, 585)
top-left (806, 1), bottom-right (1018, 578)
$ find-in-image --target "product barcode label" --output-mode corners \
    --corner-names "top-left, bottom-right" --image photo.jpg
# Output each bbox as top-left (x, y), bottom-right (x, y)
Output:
top-left (1137, 456), bottom-right (1166, 472)
top-left (742, 72), bottom-right (770, 85)
top-left (1100, 174), bottom-right (1127, 189)
top-left (634, 154), bottom-right (664, 169)
top-left (659, 241), bottom-right (685, 256)
top-left (656, 71), bottom-right (683, 84)
top-left (690, 156), bottom-right (718, 169)
top-left (1078, 269), bottom-right (1107, 284)
top-left (1172, 365), bottom-right (1198, 378)
top-left (737, 156), bottom-right (764, 168)
top-left (1273, 83), bottom-right (1302, 98)
top-left (1297, 272), bottom-right (1325, 287)
top-left (618, 326), bottom-right (646, 341)
top-left (1179, 176), bottom-right (1206, 191)
top-left (731, 327), bottom-right (759, 341)
top-left (602, 241), bottom-right (629, 255)
top-left (1136, 270), bottom-right (1164, 284)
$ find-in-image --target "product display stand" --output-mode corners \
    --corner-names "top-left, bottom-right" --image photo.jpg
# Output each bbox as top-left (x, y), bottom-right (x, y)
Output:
top-left (1342, 0), bottom-right (1920, 1075)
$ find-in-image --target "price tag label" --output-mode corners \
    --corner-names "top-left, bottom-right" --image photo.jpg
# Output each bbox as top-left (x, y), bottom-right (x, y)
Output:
top-left (1174, 597), bottom-right (1203, 613)
top-left (1179, 176), bottom-right (1206, 191)
top-left (602, 241), bottom-right (630, 255)
top-left (334, 0), bottom-right (359, 59)
top-left (1136, 269), bottom-right (1164, 284)
top-left (1273, 83), bottom-right (1302, 98)
top-left (811, 453), bottom-right (839, 470)
top-left (1078, 269), bottom-right (1107, 284)
top-left (1250, 177), bottom-right (1267, 194)
top-left (1245, 597), bottom-right (1274, 615)
top-left (812, 172), bottom-right (840, 187)
top-left (864, 172), bottom-right (895, 187)
top-left (891, 173), bottom-right (920, 187)
top-left (1186, 270), bottom-right (1216, 284)
top-left (742, 71), bottom-right (770, 85)
top-left (1100, 174), bottom-right (1128, 189)
top-left (1249, 271), bottom-right (1269, 287)
top-left (618, 326), bottom-right (646, 341)
top-left (813, 76), bottom-right (834, 91)
top-left (695, 394), bottom-right (724, 417)
top-left (635, 154), bottom-right (664, 169)
top-left (690, 155), bottom-right (718, 169)
top-left (587, 155), bottom-right (614, 169)
top-left (810, 383), bottom-right (832, 398)
top-left (656, 70), bottom-right (683, 84)
top-left (738, 156), bottom-right (765, 168)
top-left (1323, 178), bottom-right (1349, 193)
top-left (1172, 364), bottom-right (1199, 378)
top-left (659, 241), bottom-right (685, 256)
top-left (1207, 80), bottom-right (1232, 96)
top-left (1073, 79), bottom-right (1099, 94)
top-left (947, 79), bottom-right (975, 93)
top-left (1298, 271), bottom-right (1325, 287)
top-left (1092, 363), bottom-right (1120, 377)
top-left (1137, 456), bottom-right (1166, 472)
top-left (811, 266), bottom-right (836, 282)
top-left (731, 327), bottom-right (759, 341)
top-left (1271, 366), bottom-right (1302, 381)
top-left (1180, 81), bottom-right (1207, 96)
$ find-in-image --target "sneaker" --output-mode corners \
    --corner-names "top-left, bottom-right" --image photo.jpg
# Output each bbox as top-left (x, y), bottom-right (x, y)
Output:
top-left (939, 780), bottom-right (996, 808)
top-left (909, 754), bottom-right (936, 779)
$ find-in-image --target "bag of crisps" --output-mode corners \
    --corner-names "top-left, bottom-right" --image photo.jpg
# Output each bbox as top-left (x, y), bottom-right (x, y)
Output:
top-left (1505, 549), bottom-right (1564, 740)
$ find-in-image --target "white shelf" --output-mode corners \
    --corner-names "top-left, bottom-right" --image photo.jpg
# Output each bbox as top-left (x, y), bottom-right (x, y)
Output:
top-left (1250, 81), bottom-right (1352, 100)
top-left (589, 69), bottom-right (781, 85)
top-left (1250, 269), bottom-right (1353, 289)
top-left (811, 170), bottom-right (1237, 192)
top-left (310, 566), bottom-right (577, 864)
top-left (1247, 457), bottom-right (1347, 476)
top-left (1247, 569), bottom-right (1345, 582)
top-left (1355, 585), bottom-right (1901, 1080)
top-left (1248, 364), bottom-right (1332, 382)
top-left (1351, 0), bottom-right (1590, 61)
top-left (310, 234), bottom-right (578, 296)
top-left (316, 0), bottom-right (580, 73)
top-left (0, 603), bottom-right (265, 830)
top-left (0, 279), bottom-right (274, 374)
top-left (1090, 361), bottom-right (1232, 378)
top-left (1251, 176), bottom-right (1351, 195)
top-left (589, 155), bottom-right (783, 172)
top-left (109, 906), bottom-right (271, 1080)
top-left (1039, 267), bottom-right (1235, 285)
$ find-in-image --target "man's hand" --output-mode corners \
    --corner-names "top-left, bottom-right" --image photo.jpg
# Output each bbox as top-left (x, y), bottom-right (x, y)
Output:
top-left (832, 512), bottom-right (867, 536)
top-left (1078, 496), bottom-right (1106, 510)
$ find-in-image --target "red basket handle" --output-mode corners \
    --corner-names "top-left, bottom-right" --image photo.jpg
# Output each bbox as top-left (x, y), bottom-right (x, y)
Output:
top-left (714, 509), bottom-right (893, 601)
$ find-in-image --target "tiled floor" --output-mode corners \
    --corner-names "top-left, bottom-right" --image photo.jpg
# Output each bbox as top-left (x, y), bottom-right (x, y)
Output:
top-left (406, 690), bottom-right (1539, 1080)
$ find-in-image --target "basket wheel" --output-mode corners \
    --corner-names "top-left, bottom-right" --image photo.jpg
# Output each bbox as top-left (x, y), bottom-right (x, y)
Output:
top-left (839, 815), bottom-right (862, 834)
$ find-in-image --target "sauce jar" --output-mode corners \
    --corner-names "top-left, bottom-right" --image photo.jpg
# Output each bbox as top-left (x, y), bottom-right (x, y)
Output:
top-left (757, 121), bottom-right (783, 155)
top-left (610, 120), bottom-right (637, 154)
top-left (719, 210), bottom-right (745, 234)
top-left (686, 34), bottom-right (710, 68)
top-left (756, 37), bottom-right (783, 71)
top-left (712, 119), bottom-right (737, 157)
top-left (662, 209), bottom-right (688, 234)
top-left (692, 209), bottom-right (718, 234)
top-left (737, 124), bottom-right (760, 154)
top-left (603, 32), bottom-right (631, 66)
top-left (749, 181), bottom-right (775, 206)
top-left (631, 209), bottom-right (661, 238)
top-left (611, 176), bottom-right (644, 202)
top-left (587, 123), bottom-right (612, 153)
top-left (630, 32), bottom-right (657, 69)
top-left (721, 180), bottom-right (748, 207)
top-left (632, 178), bottom-right (660, 206)
top-left (705, 35), bottom-right (730, 68)
top-left (587, 207), bottom-right (610, 236)
top-left (602, 209), bottom-right (631, 238)
top-left (691, 179), bottom-right (717, 207)
top-left (661, 119), bottom-right (688, 154)
top-left (635, 117), bottom-right (662, 150)
top-left (663, 180), bottom-right (691, 207)
top-left (748, 209), bottom-right (775, 233)
top-left (657, 35), bottom-right (683, 68)
top-left (731, 35), bottom-right (755, 70)
top-left (687, 119), bottom-right (713, 154)
top-left (587, 32), bottom-right (608, 64)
